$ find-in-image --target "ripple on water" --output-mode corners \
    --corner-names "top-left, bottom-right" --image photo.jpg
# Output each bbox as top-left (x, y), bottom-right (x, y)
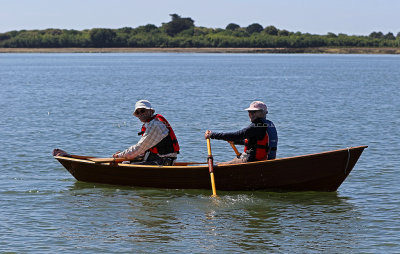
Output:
top-left (1, 54), bottom-right (399, 253)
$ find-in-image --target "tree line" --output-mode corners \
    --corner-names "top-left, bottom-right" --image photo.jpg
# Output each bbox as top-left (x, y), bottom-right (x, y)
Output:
top-left (1, 14), bottom-right (399, 48)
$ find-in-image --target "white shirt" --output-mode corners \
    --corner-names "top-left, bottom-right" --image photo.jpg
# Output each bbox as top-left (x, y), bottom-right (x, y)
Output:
top-left (117, 117), bottom-right (177, 159)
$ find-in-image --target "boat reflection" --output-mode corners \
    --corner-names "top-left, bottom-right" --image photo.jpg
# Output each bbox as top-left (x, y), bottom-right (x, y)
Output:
top-left (63, 182), bottom-right (362, 252)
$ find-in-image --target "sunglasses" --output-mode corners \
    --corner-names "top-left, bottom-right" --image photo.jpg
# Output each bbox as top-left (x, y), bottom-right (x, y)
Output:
top-left (134, 109), bottom-right (146, 115)
top-left (248, 110), bottom-right (259, 114)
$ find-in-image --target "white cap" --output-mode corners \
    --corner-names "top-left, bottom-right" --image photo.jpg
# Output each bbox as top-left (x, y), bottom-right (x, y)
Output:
top-left (244, 101), bottom-right (268, 114)
top-left (134, 100), bottom-right (154, 111)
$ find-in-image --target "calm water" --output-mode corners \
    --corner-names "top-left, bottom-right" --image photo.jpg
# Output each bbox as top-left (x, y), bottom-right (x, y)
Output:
top-left (0, 53), bottom-right (399, 253)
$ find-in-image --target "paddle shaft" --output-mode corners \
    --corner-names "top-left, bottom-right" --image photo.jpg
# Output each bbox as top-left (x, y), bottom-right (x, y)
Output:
top-left (206, 138), bottom-right (217, 197)
top-left (87, 157), bottom-right (205, 166)
top-left (174, 162), bottom-right (208, 166)
top-left (89, 157), bottom-right (129, 163)
top-left (229, 142), bottom-right (241, 158)
top-left (69, 155), bottom-right (96, 160)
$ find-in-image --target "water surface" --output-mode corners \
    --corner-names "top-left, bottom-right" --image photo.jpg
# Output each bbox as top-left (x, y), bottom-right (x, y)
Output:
top-left (0, 53), bottom-right (399, 253)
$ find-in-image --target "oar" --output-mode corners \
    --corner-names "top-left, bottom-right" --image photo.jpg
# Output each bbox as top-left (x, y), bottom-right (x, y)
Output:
top-left (88, 157), bottom-right (129, 163)
top-left (174, 162), bottom-right (208, 166)
top-left (52, 149), bottom-right (95, 160)
top-left (228, 141), bottom-right (241, 158)
top-left (69, 155), bottom-right (96, 160)
top-left (206, 138), bottom-right (217, 197)
top-left (89, 158), bottom-right (206, 165)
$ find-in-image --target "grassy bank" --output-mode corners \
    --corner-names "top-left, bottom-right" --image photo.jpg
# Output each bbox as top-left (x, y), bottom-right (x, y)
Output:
top-left (0, 47), bottom-right (399, 54)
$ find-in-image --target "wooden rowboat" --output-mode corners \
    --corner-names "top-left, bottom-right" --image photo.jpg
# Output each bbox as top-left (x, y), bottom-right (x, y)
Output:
top-left (54, 146), bottom-right (367, 192)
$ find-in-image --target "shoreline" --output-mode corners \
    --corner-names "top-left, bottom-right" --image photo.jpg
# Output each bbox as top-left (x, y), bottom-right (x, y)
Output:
top-left (0, 47), bottom-right (399, 54)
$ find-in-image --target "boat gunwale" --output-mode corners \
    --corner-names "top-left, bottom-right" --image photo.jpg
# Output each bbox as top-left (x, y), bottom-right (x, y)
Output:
top-left (216, 145), bottom-right (368, 167)
top-left (54, 145), bottom-right (368, 169)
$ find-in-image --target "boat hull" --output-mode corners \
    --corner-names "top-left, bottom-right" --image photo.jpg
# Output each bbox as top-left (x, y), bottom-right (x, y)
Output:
top-left (55, 146), bottom-right (367, 192)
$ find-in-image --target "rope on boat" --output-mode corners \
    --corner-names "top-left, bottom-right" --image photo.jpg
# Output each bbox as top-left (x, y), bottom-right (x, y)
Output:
top-left (344, 147), bottom-right (351, 175)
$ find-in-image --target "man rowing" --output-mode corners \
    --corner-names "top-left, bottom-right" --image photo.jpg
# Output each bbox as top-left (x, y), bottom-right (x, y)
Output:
top-left (204, 101), bottom-right (278, 164)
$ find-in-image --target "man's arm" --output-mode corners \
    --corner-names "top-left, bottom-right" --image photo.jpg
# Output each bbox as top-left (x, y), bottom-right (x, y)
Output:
top-left (210, 122), bottom-right (264, 144)
top-left (116, 120), bottom-right (168, 160)
top-left (210, 125), bottom-right (251, 142)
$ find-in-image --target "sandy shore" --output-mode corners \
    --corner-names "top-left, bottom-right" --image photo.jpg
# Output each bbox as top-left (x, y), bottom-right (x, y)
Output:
top-left (0, 47), bottom-right (399, 54)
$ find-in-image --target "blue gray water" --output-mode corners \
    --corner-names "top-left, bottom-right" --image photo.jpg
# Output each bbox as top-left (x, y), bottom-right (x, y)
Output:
top-left (0, 53), bottom-right (399, 253)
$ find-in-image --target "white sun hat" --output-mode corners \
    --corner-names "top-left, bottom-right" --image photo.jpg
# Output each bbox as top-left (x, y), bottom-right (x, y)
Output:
top-left (134, 100), bottom-right (154, 111)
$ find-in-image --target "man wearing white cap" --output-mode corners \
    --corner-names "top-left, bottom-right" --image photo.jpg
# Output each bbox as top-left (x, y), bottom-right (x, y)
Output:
top-left (205, 101), bottom-right (277, 164)
top-left (113, 100), bottom-right (180, 165)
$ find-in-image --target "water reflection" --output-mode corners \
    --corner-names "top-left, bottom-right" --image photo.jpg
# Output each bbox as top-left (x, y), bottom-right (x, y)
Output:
top-left (61, 182), bottom-right (362, 252)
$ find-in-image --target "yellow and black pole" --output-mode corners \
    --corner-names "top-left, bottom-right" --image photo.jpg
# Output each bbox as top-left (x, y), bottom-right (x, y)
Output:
top-left (206, 138), bottom-right (217, 197)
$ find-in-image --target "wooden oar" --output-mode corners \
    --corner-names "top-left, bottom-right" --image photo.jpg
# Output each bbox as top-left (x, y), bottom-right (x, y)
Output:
top-left (53, 149), bottom-right (93, 159)
top-left (89, 158), bottom-right (206, 166)
top-left (229, 141), bottom-right (241, 158)
top-left (52, 149), bottom-right (126, 163)
top-left (206, 138), bottom-right (217, 197)
top-left (69, 155), bottom-right (96, 160)
top-left (88, 157), bottom-right (129, 163)
top-left (174, 162), bottom-right (208, 166)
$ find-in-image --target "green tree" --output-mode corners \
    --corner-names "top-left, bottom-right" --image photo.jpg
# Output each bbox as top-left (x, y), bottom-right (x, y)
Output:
top-left (0, 32), bottom-right (11, 41)
top-left (162, 14), bottom-right (194, 36)
top-left (246, 23), bottom-right (263, 34)
top-left (278, 29), bottom-right (289, 36)
top-left (384, 32), bottom-right (395, 40)
top-left (369, 31), bottom-right (383, 39)
top-left (139, 24), bottom-right (158, 33)
top-left (264, 25), bottom-right (278, 35)
top-left (89, 28), bottom-right (116, 47)
top-left (226, 23), bottom-right (240, 31)
top-left (119, 27), bottom-right (134, 34)
top-left (327, 32), bottom-right (337, 38)
top-left (44, 29), bottom-right (62, 36)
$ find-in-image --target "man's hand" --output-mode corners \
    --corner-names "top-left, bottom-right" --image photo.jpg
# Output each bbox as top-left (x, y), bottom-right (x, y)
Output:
top-left (112, 151), bottom-right (121, 158)
top-left (204, 130), bottom-right (212, 139)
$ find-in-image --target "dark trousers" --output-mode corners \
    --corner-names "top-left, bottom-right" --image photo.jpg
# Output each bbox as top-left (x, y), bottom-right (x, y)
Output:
top-left (131, 152), bottom-right (176, 166)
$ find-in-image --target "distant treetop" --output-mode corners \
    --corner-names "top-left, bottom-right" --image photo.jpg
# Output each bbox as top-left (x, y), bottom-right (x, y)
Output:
top-left (226, 23), bottom-right (240, 31)
top-left (162, 14), bottom-right (195, 36)
top-left (246, 23), bottom-right (263, 34)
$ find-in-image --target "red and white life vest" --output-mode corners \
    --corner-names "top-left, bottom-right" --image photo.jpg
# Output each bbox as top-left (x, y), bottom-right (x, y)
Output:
top-left (140, 114), bottom-right (180, 155)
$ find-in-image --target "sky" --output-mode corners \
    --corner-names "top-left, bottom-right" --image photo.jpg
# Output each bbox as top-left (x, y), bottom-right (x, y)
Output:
top-left (1, 0), bottom-right (399, 35)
